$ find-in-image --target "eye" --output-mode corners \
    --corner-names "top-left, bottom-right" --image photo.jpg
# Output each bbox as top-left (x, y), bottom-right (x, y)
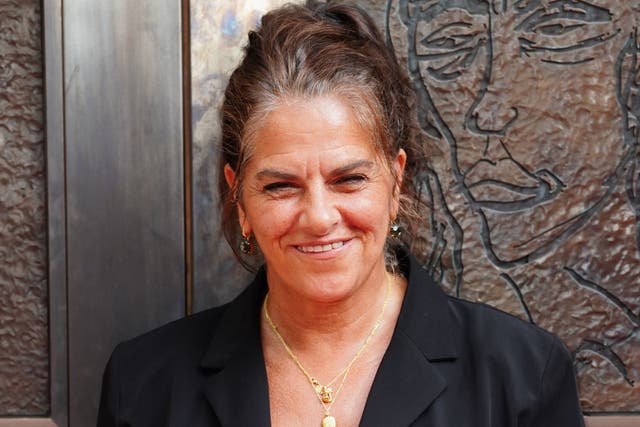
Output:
top-left (421, 25), bottom-right (475, 51)
top-left (534, 22), bottom-right (584, 37)
top-left (416, 21), bottom-right (486, 81)
top-left (515, 1), bottom-right (617, 65)
top-left (263, 181), bottom-right (297, 193)
top-left (333, 174), bottom-right (367, 189)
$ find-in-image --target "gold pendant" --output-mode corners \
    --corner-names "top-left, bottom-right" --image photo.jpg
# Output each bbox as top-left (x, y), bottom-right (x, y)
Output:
top-left (321, 415), bottom-right (336, 427)
top-left (320, 386), bottom-right (333, 403)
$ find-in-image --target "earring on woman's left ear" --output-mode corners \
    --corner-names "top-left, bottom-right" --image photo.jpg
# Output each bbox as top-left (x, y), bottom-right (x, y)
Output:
top-left (389, 221), bottom-right (402, 238)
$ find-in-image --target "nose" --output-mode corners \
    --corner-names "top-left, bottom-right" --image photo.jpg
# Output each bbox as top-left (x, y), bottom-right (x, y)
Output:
top-left (464, 16), bottom-right (520, 136)
top-left (299, 184), bottom-right (340, 235)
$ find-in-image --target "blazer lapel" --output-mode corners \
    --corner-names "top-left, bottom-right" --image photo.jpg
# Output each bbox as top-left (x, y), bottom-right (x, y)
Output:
top-left (359, 329), bottom-right (448, 427)
top-left (360, 249), bottom-right (458, 426)
top-left (199, 269), bottom-right (271, 427)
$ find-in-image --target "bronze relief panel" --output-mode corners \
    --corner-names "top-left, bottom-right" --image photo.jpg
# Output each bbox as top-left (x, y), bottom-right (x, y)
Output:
top-left (383, 0), bottom-right (640, 412)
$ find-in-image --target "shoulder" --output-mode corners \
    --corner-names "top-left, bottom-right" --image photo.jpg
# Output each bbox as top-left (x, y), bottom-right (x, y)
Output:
top-left (444, 296), bottom-right (583, 424)
top-left (104, 304), bottom-right (230, 386)
top-left (397, 244), bottom-right (564, 367)
top-left (397, 246), bottom-right (564, 368)
top-left (97, 304), bottom-right (233, 426)
top-left (102, 270), bottom-right (266, 392)
top-left (441, 291), bottom-right (574, 392)
top-left (122, 304), bottom-right (229, 359)
top-left (447, 295), bottom-right (559, 357)
top-left (445, 293), bottom-right (577, 405)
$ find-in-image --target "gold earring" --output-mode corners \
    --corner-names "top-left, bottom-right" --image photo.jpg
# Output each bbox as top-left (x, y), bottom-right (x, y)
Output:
top-left (239, 230), bottom-right (253, 254)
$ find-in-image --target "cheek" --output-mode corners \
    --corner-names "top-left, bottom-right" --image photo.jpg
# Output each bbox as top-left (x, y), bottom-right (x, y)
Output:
top-left (246, 200), bottom-right (298, 241)
top-left (526, 68), bottom-right (624, 170)
top-left (340, 190), bottom-right (393, 234)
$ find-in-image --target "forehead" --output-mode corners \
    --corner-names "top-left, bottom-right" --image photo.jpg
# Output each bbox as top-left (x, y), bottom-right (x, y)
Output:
top-left (245, 91), bottom-right (385, 157)
top-left (251, 96), bottom-right (373, 151)
top-left (243, 97), bottom-right (385, 172)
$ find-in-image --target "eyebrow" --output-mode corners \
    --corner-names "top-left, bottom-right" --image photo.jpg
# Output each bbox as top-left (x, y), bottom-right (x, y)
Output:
top-left (513, 0), bottom-right (542, 15)
top-left (514, 0), bottom-right (612, 19)
top-left (419, 0), bottom-right (489, 22)
top-left (255, 160), bottom-right (375, 181)
top-left (255, 169), bottom-right (297, 181)
top-left (330, 160), bottom-right (376, 176)
top-left (514, 0), bottom-right (613, 32)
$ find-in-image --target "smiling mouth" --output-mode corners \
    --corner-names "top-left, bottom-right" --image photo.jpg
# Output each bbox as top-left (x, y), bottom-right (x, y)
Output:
top-left (296, 240), bottom-right (347, 253)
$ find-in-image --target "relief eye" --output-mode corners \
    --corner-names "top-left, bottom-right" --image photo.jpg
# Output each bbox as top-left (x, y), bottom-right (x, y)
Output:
top-left (515, 2), bottom-right (616, 63)
top-left (535, 22), bottom-right (584, 37)
top-left (516, 1), bottom-right (612, 33)
top-left (419, 22), bottom-right (479, 53)
top-left (417, 22), bottom-right (485, 81)
top-left (421, 30), bottom-right (475, 51)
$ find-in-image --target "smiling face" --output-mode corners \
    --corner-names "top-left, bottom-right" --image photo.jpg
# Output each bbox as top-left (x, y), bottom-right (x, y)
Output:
top-left (225, 95), bottom-right (406, 302)
top-left (400, 0), bottom-right (636, 265)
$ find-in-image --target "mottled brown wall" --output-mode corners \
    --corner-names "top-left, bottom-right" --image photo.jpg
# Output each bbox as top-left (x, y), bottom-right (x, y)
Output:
top-left (190, 0), bottom-right (640, 413)
top-left (0, 0), bottom-right (48, 416)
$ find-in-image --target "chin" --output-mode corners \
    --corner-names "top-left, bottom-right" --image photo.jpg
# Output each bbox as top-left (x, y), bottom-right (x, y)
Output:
top-left (297, 270), bottom-right (364, 301)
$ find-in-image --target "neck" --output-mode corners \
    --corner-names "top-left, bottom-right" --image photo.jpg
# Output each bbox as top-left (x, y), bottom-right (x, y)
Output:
top-left (263, 267), bottom-right (390, 348)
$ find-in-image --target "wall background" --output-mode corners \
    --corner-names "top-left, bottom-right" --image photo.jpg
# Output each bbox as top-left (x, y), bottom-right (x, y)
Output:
top-left (190, 0), bottom-right (640, 413)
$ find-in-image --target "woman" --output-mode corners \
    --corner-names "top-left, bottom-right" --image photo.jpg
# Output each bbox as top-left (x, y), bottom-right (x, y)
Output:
top-left (98, 1), bottom-right (584, 426)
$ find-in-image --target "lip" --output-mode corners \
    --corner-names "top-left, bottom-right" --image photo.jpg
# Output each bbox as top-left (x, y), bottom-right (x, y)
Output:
top-left (464, 159), bottom-right (565, 213)
top-left (295, 239), bottom-right (352, 255)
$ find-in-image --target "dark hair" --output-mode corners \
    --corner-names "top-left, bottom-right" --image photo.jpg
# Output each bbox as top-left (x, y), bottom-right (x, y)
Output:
top-left (219, 0), bottom-right (426, 270)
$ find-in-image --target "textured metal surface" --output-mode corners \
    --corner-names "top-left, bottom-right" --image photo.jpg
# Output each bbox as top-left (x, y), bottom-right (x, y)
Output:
top-left (0, 0), bottom-right (49, 416)
top-left (63, 0), bottom-right (185, 425)
top-left (383, 0), bottom-right (640, 412)
top-left (190, 0), bottom-right (295, 311)
top-left (191, 0), bottom-right (640, 414)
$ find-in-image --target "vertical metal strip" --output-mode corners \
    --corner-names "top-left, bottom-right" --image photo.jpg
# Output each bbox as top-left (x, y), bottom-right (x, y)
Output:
top-left (182, 0), bottom-right (193, 316)
top-left (43, 0), bottom-right (69, 424)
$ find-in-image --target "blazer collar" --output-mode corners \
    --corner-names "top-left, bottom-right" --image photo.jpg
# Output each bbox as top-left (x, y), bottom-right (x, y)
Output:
top-left (359, 247), bottom-right (458, 426)
top-left (200, 268), bottom-right (270, 426)
top-left (199, 249), bottom-right (459, 426)
top-left (394, 246), bottom-right (458, 361)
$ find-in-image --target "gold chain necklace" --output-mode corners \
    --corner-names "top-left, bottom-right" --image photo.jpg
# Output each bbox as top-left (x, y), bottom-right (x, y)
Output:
top-left (263, 274), bottom-right (391, 427)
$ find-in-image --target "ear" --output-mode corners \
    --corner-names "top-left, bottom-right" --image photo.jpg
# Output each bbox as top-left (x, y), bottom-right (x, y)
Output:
top-left (238, 205), bottom-right (249, 236)
top-left (224, 163), bottom-right (237, 189)
top-left (224, 163), bottom-right (251, 235)
top-left (391, 148), bottom-right (407, 218)
top-left (395, 148), bottom-right (407, 179)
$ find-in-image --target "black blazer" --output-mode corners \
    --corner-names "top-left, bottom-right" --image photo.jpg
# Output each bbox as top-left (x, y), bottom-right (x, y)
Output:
top-left (98, 249), bottom-right (584, 426)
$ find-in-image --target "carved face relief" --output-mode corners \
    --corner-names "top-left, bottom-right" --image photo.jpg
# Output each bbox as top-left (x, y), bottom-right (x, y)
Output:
top-left (397, 0), bottom-right (637, 266)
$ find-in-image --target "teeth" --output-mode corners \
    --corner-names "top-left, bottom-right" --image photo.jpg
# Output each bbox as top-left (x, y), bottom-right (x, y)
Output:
top-left (298, 241), bottom-right (345, 253)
